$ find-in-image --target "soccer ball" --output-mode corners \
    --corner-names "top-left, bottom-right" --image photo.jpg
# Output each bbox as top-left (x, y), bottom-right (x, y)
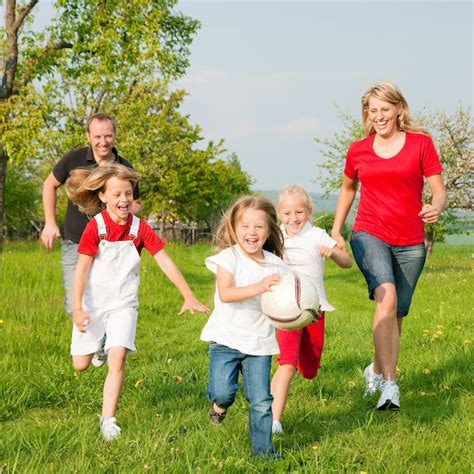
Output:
top-left (261, 273), bottom-right (320, 330)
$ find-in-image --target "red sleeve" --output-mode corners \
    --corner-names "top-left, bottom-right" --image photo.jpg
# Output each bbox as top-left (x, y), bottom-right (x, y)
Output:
top-left (343, 142), bottom-right (357, 179)
top-left (139, 220), bottom-right (166, 256)
top-left (421, 135), bottom-right (443, 177)
top-left (77, 219), bottom-right (100, 257)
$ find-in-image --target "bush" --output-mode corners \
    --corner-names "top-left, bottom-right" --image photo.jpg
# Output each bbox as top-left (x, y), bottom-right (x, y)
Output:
top-left (313, 211), bottom-right (350, 241)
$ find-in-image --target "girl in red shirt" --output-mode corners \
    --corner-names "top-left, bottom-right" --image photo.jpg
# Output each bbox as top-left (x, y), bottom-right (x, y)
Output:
top-left (66, 163), bottom-right (208, 441)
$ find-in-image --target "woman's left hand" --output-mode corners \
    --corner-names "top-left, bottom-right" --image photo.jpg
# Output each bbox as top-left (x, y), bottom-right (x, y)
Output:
top-left (179, 296), bottom-right (209, 315)
top-left (419, 204), bottom-right (442, 224)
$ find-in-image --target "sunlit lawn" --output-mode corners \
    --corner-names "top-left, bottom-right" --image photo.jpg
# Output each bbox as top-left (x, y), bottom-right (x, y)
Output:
top-left (0, 241), bottom-right (472, 472)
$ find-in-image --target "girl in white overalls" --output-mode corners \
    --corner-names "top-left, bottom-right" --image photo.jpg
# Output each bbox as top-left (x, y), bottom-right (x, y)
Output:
top-left (67, 163), bottom-right (208, 441)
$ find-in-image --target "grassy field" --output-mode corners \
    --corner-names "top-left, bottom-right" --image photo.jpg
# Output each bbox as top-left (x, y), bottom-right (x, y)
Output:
top-left (0, 241), bottom-right (472, 473)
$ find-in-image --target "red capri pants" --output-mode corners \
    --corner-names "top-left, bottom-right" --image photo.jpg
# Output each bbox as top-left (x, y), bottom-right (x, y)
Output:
top-left (275, 313), bottom-right (325, 380)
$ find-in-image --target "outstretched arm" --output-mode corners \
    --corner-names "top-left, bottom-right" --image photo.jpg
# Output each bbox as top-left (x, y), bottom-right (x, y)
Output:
top-left (40, 172), bottom-right (62, 250)
top-left (154, 249), bottom-right (209, 315)
top-left (216, 265), bottom-right (281, 303)
top-left (331, 175), bottom-right (358, 250)
top-left (419, 174), bottom-right (447, 224)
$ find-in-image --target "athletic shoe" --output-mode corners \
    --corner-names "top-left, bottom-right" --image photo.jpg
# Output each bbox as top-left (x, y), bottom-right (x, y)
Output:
top-left (99, 416), bottom-right (121, 441)
top-left (208, 405), bottom-right (226, 425)
top-left (377, 381), bottom-right (400, 411)
top-left (272, 420), bottom-right (284, 435)
top-left (363, 363), bottom-right (383, 396)
top-left (91, 335), bottom-right (107, 368)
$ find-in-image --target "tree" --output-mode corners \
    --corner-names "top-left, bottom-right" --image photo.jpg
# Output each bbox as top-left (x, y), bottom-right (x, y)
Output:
top-left (315, 107), bottom-right (473, 253)
top-left (315, 109), bottom-right (364, 197)
top-left (0, 0), bottom-right (200, 250)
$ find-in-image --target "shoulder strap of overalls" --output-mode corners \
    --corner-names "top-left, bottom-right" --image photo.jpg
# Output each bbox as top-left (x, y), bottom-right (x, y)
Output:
top-left (94, 213), bottom-right (107, 238)
top-left (129, 215), bottom-right (140, 239)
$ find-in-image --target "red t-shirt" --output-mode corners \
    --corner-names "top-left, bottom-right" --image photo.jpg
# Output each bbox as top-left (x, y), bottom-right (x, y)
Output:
top-left (78, 211), bottom-right (166, 257)
top-left (344, 132), bottom-right (443, 245)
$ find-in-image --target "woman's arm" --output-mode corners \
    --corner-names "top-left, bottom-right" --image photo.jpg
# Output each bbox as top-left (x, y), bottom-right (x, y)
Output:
top-left (216, 265), bottom-right (281, 303)
top-left (419, 174), bottom-right (447, 224)
top-left (331, 175), bottom-right (358, 248)
top-left (72, 254), bottom-right (94, 331)
top-left (154, 249), bottom-right (209, 314)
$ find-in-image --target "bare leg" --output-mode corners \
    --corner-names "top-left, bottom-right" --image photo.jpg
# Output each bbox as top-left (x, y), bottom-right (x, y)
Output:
top-left (371, 283), bottom-right (399, 382)
top-left (270, 364), bottom-right (296, 422)
top-left (102, 346), bottom-right (127, 418)
top-left (72, 354), bottom-right (93, 372)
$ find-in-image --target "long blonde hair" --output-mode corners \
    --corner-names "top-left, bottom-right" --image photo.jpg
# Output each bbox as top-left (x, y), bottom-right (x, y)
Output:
top-left (214, 195), bottom-right (284, 258)
top-left (361, 81), bottom-right (429, 136)
top-left (66, 163), bottom-right (138, 215)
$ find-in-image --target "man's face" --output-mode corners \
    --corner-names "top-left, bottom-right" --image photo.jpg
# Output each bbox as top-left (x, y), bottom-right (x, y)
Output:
top-left (87, 119), bottom-right (115, 161)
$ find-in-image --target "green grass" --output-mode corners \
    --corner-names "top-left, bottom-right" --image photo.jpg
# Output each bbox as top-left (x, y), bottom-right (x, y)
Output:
top-left (0, 241), bottom-right (473, 473)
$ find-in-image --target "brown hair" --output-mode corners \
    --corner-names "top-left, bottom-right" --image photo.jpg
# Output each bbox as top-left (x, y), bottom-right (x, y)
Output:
top-left (66, 163), bottom-right (138, 215)
top-left (214, 195), bottom-right (284, 258)
top-left (361, 81), bottom-right (429, 136)
top-left (86, 112), bottom-right (116, 133)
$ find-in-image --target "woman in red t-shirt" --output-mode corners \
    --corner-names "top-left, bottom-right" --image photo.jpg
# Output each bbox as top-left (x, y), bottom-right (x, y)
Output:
top-left (331, 81), bottom-right (446, 411)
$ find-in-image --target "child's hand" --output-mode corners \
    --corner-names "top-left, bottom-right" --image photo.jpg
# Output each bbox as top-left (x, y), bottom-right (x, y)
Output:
top-left (257, 274), bottom-right (282, 294)
top-left (179, 295), bottom-right (210, 315)
top-left (319, 245), bottom-right (334, 259)
top-left (72, 309), bottom-right (90, 332)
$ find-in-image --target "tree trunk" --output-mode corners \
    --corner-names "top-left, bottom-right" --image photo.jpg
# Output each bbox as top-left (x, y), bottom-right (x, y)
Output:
top-left (0, 147), bottom-right (8, 252)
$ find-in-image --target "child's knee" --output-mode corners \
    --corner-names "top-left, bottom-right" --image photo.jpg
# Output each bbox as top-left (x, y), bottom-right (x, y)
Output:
top-left (72, 356), bottom-right (91, 372)
top-left (107, 347), bottom-right (127, 369)
top-left (208, 385), bottom-right (237, 409)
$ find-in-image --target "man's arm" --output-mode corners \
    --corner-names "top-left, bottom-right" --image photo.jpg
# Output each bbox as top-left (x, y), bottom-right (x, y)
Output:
top-left (40, 172), bottom-right (63, 250)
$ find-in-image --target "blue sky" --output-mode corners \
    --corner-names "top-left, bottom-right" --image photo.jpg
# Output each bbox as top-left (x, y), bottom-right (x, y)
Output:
top-left (30, 1), bottom-right (473, 191)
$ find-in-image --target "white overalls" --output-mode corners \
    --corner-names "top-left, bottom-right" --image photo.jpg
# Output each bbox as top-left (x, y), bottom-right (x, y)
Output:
top-left (70, 213), bottom-right (141, 356)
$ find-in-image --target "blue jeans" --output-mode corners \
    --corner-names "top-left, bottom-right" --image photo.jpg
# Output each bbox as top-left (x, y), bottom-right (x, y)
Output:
top-left (350, 232), bottom-right (426, 316)
top-left (61, 240), bottom-right (79, 315)
top-left (207, 343), bottom-right (276, 457)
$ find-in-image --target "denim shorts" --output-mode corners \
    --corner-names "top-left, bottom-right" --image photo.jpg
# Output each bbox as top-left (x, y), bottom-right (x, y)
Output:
top-left (350, 232), bottom-right (426, 317)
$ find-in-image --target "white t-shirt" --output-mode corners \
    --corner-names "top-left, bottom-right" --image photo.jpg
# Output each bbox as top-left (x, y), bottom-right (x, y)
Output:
top-left (201, 245), bottom-right (288, 355)
top-left (281, 222), bottom-right (337, 311)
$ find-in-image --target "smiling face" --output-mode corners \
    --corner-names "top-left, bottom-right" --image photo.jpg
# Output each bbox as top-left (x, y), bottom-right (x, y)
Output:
top-left (235, 208), bottom-right (270, 260)
top-left (99, 177), bottom-right (134, 224)
top-left (367, 96), bottom-right (402, 139)
top-left (87, 119), bottom-right (115, 162)
top-left (278, 195), bottom-right (311, 236)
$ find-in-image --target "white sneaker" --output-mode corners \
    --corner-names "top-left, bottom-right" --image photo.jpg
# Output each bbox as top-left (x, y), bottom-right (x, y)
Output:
top-left (91, 335), bottom-right (107, 368)
top-left (377, 381), bottom-right (400, 411)
top-left (272, 420), bottom-right (284, 434)
top-left (99, 415), bottom-right (121, 441)
top-left (364, 363), bottom-right (383, 396)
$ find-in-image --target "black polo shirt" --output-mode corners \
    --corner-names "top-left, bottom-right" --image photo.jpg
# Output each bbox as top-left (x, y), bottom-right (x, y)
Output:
top-left (53, 146), bottom-right (140, 243)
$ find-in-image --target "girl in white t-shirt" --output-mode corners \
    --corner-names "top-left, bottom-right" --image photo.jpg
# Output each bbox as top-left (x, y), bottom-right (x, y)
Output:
top-left (201, 196), bottom-right (287, 458)
top-left (271, 185), bottom-right (352, 435)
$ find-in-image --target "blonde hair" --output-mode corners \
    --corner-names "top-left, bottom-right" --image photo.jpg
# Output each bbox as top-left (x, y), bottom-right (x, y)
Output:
top-left (278, 185), bottom-right (313, 213)
top-left (66, 163), bottom-right (138, 215)
top-left (214, 195), bottom-right (284, 258)
top-left (361, 81), bottom-right (429, 136)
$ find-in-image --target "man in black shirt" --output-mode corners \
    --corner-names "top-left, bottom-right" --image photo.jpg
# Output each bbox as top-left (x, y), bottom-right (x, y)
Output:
top-left (41, 113), bottom-right (141, 314)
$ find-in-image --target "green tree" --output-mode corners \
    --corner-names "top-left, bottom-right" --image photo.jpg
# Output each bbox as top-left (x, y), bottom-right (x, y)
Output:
top-left (4, 161), bottom-right (40, 237)
top-left (0, 0), bottom-right (199, 250)
top-left (315, 107), bottom-right (473, 253)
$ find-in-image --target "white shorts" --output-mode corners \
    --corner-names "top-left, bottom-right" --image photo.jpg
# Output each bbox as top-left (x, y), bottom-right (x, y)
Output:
top-left (70, 307), bottom-right (138, 356)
